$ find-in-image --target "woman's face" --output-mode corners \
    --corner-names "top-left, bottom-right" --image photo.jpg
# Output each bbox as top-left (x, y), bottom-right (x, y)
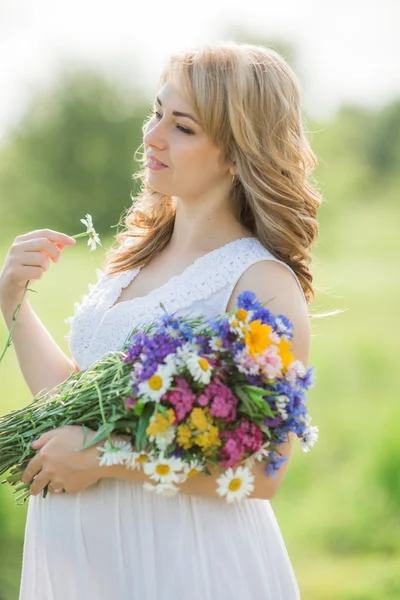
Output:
top-left (143, 82), bottom-right (231, 201)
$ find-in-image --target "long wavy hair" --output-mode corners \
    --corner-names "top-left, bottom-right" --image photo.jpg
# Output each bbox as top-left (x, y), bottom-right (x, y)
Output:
top-left (106, 42), bottom-right (322, 303)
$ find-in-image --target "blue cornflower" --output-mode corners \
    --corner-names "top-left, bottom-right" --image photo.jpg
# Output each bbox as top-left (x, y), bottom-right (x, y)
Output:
top-left (265, 453), bottom-right (287, 478)
top-left (237, 291), bottom-right (261, 311)
top-left (273, 314), bottom-right (294, 340)
top-left (253, 307), bottom-right (275, 326)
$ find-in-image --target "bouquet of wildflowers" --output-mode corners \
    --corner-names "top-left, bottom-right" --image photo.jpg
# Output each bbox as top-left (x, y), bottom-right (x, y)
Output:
top-left (0, 291), bottom-right (318, 504)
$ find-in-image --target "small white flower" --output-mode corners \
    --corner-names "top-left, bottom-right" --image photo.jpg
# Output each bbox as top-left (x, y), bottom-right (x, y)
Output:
top-left (138, 364), bottom-right (174, 403)
top-left (209, 337), bottom-right (225, 352)
top-left (143, 453), bottom-right (185, 484)
top-left (216, 466), bottom-right (255, 503)
top-left (300, 425), bottom-right (319, 452)
top-left (152, 425), bottom-right (177, 452)
top-left (269, 331), bottom-right (281, 344)
top-left (228, 314), bottom-right (246, 338)
top-left (286, 359), bottom-right (306, 385)
top-left (186, 353), bottom-right (212, 385)
top-left (125, 450), bottom-right (151, 470)
top-left (80, 214), bottom-right (102, 251)
top-left (97, 440), bottom-right (132, 467)
top-left (182, 459), bottom-right (206, 480)
top-left (244, 442), bottom-right (271, 468)
top-left (143, 481), bottom-right (180, 497)
top-left (276, 395), bottom-right (289, 420)
top-left (163, 352), bottom-right (179, 374)
top-left (176, 342), bottom-right (198, 366)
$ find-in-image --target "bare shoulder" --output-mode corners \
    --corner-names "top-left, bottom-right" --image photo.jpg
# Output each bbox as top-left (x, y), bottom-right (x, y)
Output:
top-left (227, 260), bottom-right (311, 365)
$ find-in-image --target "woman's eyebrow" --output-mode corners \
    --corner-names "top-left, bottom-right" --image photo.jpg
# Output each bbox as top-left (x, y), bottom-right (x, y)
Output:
top-left (156, 96), bottom-right (200, 125)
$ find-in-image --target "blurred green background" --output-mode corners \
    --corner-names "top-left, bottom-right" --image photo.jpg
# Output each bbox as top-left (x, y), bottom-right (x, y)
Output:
top-left (0, 47), bottom-right (399, 600)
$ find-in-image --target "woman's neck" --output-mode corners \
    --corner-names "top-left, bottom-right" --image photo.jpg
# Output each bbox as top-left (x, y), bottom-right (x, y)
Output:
top-left (168, 197), bottom-right (251, 255)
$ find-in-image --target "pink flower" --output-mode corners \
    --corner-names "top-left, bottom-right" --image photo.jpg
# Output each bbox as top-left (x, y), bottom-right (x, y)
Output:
top-left (236, 419), bottom-right (263, 453)
top-left (163, 377), bottom-right (195, 422)
top-left (196, 380), bottom-right (238, 422)
top-left (258, 346), bottom-right (283, 379)
top-left (219, 431), bottom-right (245, 468)
top-left (125, 396), bottom-right (137, 409)
top-left (234, 348), bottom-right (260, 376)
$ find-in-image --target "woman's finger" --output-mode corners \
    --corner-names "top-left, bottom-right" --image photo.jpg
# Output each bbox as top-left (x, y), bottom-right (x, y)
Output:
top-left (16, 229), bottom-right (76, 247)
top-left (17, 238), bottom-right (63, 263)
top-left (20, 251), bottom-right (50, 270)
top-left (31, 429), bottom-right (57, 450)
top-left (29, 472), bottom-right (51, 496)
top-left (21, 453), bottom-right (43, 484)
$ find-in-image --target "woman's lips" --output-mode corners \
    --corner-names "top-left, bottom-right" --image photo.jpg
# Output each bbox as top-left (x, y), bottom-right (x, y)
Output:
top-left (147, 157), bottom-right (168, 170)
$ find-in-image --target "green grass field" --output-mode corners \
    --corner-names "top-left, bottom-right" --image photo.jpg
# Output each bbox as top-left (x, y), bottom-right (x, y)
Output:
top-left (0, 204), bottom-right (399, 599)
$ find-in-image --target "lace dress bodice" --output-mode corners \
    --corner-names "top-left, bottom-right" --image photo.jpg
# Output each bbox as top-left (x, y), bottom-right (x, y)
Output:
top-left (67, 237), bottom-right (305, 370)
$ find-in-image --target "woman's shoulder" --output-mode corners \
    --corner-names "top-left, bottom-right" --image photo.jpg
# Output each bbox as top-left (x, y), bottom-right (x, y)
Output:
top-left (227, 258), bottom-right (311, 363)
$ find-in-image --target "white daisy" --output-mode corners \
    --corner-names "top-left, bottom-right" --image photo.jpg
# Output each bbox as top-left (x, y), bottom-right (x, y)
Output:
top-left (244, 442), bottom-right (271, 468)
top-left (186, 353), bottom-right (212, 385)
top-left (80, 214), bottom-right (102, 251)
top-left (125, 450), bottom-right (151, 470)
top-left (97, 440), bottom-right (132, 467)
top-left (228, 314), bottom-right (246, 338)
top-left (175, 342), bottom-right (199, 366)
top-left (143, 453), bottom-right (185, 484)
top-left (143, 481), bottom-right (181, 497)
top-left (181, 458), bottom-right (206, 480)
top-left (152, 425), bottom-right (177, 452)
top-left (300, 425), bottom-right (319, 452)
top-left (209, 337), bottom-right (225, 352)
top-left (138, 364), bottom-right (174, 403)
top-left (163, 352), bottom-right (179, 374)
top-left (216, 466), bottom-right (255, 503)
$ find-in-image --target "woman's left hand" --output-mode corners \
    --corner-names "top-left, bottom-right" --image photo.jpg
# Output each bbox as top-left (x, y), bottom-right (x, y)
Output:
top-left (22, 425), bottom-right (102, 496)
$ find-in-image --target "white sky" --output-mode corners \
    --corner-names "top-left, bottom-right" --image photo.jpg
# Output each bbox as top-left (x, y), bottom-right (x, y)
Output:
top-left (0, 0), bottom-right (399, 141)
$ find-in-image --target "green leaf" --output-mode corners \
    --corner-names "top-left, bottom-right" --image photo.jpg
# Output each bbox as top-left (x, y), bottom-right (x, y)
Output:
top-left (76, 423), bottom-right (115, 450)
top-left (135, 404), bottom-right (153, 452)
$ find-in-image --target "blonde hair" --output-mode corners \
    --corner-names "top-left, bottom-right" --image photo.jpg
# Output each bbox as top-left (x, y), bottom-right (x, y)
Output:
top-left (106, 42), bottom-right (321, 303)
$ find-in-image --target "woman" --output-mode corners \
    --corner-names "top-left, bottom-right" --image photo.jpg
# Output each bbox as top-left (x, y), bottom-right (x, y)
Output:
top-left (0, 42), bottom-right (320, 599)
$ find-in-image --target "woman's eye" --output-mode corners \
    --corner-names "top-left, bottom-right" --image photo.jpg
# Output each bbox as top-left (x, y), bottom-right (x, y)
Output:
top-left (151, 110), bottom-right (193, 135)
top-left (176, 124), bottom-right (193, 135)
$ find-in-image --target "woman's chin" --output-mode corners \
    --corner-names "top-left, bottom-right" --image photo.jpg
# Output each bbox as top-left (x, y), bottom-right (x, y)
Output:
top-left (145, 175), bottom-right (173, 196)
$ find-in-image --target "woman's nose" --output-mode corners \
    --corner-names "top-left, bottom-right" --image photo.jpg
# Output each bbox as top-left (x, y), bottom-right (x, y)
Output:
top-left (143, 119), bottom-right (167, 150)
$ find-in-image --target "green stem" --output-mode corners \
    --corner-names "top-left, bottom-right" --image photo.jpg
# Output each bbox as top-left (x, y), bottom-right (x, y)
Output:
top-left (0, 280), bottom-right (30, 364)
top-left (70, 232), bottom-right (87, 240)
top-left (94, 382), bottom-right (114, 446)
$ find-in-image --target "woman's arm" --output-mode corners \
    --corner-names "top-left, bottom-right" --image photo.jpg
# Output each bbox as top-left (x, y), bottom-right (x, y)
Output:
top-left (1, 299), bottom-right (77, 396)
top-left (0, 229), bottom-right (77, 397)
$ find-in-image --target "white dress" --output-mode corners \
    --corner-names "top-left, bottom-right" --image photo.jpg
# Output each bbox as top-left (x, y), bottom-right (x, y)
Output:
top-left (20, 237), bottom-right (303, 600)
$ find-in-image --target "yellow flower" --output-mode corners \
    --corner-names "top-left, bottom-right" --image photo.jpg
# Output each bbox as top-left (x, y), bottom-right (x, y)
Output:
top-left (146, 409), bottom-right (175, 437)
top-left (177, 424), bottom-right (193, 449)
top-left (277, 338), bottom-right (295, 370)
top-left (196, 425), bottom-right (221, 451)
top-left (235, 308), bottom-right (248, 321)
top-left (245, 320), bottom-right (273, 356)
top-left (189, 407), bottom-right (209, 432)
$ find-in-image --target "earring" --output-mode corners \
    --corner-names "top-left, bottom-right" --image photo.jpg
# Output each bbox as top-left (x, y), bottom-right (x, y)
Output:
top-left (231, 173), bottom-right (235, 184)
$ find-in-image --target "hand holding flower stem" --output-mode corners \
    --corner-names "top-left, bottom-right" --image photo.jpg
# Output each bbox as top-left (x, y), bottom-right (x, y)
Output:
top-left (0, 215), bottom-right (101, 365)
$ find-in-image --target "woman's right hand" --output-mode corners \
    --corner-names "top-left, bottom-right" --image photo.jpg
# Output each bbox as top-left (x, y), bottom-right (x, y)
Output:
top-left (0, 229), bottom-right (76, 312)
